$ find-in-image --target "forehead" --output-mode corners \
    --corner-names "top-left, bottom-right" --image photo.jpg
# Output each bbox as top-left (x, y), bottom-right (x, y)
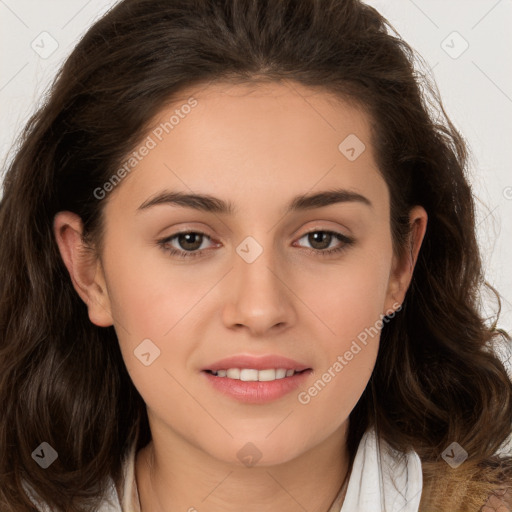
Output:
top-left (105, 80), bottom-right (387, 216)
top-left (176, 79), bottom-right (372, 143)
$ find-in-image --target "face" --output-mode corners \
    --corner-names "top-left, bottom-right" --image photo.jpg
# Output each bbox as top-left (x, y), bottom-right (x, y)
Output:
top-left (56, 80), bottom-right (426, 467)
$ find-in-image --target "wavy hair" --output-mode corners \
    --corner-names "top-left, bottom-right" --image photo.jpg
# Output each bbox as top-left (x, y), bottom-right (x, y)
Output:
top-left (0, 0), bottom-right (511, 510)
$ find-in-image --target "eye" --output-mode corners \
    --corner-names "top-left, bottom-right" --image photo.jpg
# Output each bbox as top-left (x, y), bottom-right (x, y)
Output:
top-left (157, 231), bottom-right (215, 259)
top-left (294, 230), bottom-right (354, 257)
top-left (157, 229), bottom-right (355, 259)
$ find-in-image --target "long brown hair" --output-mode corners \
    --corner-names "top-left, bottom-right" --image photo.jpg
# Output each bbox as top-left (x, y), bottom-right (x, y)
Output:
top-left (1, 0), bottom-right (511, 510)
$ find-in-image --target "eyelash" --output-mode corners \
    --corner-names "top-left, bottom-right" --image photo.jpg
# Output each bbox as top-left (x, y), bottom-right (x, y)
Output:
top-left (157, 229), bottom-right (355, 259)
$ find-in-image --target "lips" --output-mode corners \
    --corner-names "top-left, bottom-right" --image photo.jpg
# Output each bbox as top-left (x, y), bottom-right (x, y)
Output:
top-left (201, 354), bottom-right (313, 403)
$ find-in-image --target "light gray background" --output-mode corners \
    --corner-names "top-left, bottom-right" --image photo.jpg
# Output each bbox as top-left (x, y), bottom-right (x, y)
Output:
top-left (1, 0), bottom-right (511, 336)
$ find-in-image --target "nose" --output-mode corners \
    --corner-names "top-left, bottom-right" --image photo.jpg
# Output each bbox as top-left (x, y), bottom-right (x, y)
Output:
top-left (221, 242), bottom-right (296, 336)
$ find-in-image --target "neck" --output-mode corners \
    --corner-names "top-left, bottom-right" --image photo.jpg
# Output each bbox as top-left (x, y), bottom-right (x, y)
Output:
top-left (135, 421), bottom-right (351, 512)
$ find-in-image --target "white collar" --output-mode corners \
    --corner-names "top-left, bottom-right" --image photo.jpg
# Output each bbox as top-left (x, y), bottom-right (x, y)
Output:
top-left (339, 427), bottom-right (423, 512)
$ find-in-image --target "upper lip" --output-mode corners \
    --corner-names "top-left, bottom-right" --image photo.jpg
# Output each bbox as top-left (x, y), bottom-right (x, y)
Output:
top-left (203, 354), bottom-right (311, 372)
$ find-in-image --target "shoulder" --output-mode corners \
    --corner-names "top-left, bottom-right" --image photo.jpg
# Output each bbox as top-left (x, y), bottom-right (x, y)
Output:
top-left (420, 454), bottom-right (512, 511)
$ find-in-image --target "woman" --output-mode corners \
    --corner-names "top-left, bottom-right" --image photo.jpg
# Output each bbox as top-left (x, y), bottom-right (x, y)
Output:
top-left (0, 0), bottom-right (511, 510)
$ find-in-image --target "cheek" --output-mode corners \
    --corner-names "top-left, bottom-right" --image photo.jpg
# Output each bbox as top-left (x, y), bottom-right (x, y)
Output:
top-left (292, 242), bottom-right (392, 400)
top-left (293, 246), bottom-right (393, 342)
top-left (294, 262), bottom-right (387, 421)
top-left (102, 235), bottom-right (211, 337)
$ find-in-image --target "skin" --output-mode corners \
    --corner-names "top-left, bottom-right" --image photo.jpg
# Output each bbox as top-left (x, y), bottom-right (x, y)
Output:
top-left (54, 80), bottom-right (427, 512)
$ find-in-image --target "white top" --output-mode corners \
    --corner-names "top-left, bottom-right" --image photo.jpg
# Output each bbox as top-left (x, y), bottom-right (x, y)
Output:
top-left (24, 425), bottom-right (424, 512)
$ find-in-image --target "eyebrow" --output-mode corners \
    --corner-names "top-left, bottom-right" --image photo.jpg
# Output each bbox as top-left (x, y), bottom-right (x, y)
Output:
top-left (136, 187), bottom-right (373, 215)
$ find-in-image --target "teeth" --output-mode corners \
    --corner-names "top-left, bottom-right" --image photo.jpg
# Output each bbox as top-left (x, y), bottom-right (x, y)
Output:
top-left (257, 369), bottom-right (275, 382)
top-left (276, 369), bottom-right (287, 379)
top-left (211, 368), bottom-right (301, 381)
top-left (226, 368), bottom-right (240, 379)
top-left (240, 369), bottom-right (259, 381)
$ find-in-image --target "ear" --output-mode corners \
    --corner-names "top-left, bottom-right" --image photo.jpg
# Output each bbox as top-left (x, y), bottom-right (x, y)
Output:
top-left (53, 211), bottom-right (113, 327)
top-left (384, 205), bottom-right (428, 314)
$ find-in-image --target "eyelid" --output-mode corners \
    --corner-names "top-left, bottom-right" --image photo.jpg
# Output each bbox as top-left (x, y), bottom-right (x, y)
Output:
top-left (159, 229), bottom-right (219, 250)
top-left (298, 228), bottom-right (352, 243)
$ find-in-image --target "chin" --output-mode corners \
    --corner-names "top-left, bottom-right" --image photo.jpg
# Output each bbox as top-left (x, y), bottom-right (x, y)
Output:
top-left (209, 439), bottom-right (307, 468)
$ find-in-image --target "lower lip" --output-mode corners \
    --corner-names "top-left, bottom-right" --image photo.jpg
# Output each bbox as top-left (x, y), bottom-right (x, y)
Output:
top-left (202, 370), bottom-right (312, 404)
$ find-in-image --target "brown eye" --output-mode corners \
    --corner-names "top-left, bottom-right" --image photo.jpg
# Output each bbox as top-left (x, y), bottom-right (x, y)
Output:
top-left (158, 231), bottom-right (214, 259)
top-left (306, 231), bottom-right (334, 250)
top-left (295, 230), bottom-right (354, 256)
top-left (175, 232), bottom-right (205, 251)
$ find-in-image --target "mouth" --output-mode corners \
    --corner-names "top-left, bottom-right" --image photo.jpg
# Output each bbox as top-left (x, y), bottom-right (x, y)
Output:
top-left (202, 363), bottom-right (313, 403)
top-left (201, 354), bottom-right (312, 403)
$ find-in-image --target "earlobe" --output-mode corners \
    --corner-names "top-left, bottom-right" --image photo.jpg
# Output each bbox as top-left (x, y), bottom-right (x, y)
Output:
top-left (385, 206), bottom-right (428, 312)
top-left (53, 211), bottom-right (113, 327)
